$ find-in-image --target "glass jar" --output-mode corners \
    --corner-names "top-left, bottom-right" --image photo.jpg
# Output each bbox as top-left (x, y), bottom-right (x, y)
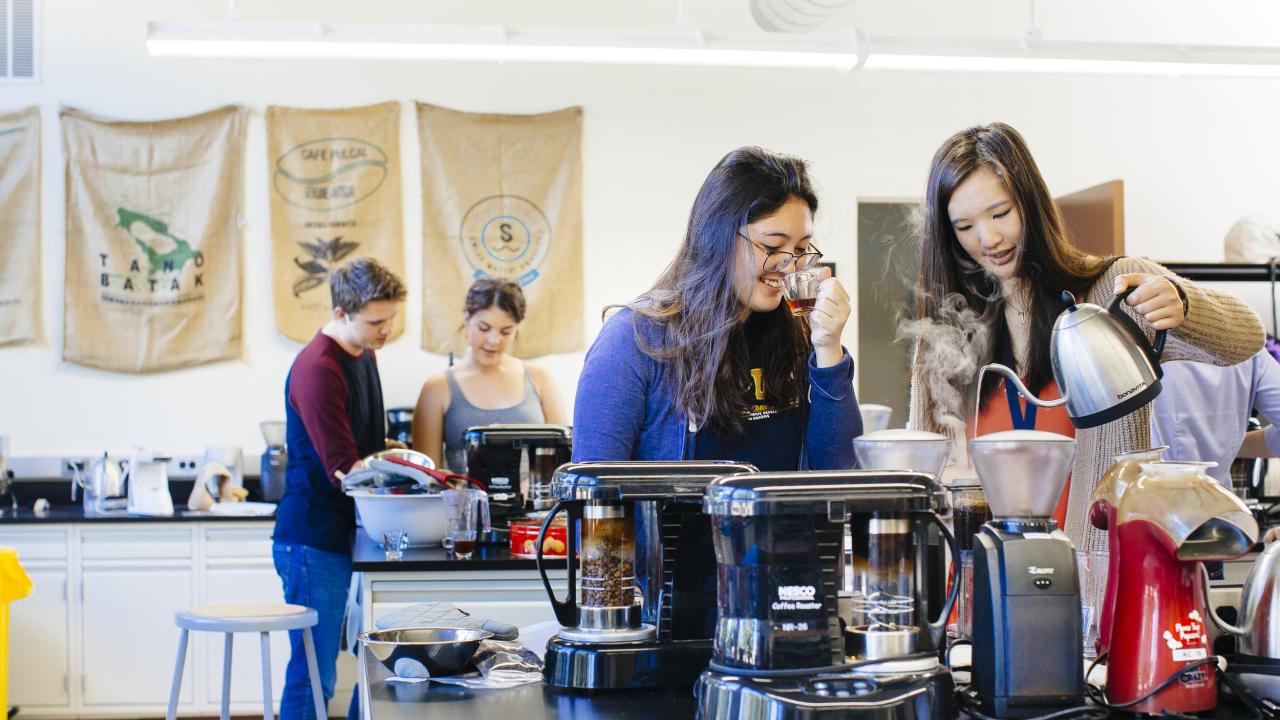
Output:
top-left (847, 515), bottom-right (916, 659)
top-left (579, 503), bottom-right (636, 610)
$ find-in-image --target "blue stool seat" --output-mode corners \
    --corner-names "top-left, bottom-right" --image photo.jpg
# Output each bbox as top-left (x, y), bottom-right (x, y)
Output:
top-left (166, 603), bottom-right (327, 720)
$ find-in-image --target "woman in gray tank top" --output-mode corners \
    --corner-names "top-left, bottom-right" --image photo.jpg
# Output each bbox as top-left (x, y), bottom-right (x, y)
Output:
top-left (412, 278), bottom-right (566, 471)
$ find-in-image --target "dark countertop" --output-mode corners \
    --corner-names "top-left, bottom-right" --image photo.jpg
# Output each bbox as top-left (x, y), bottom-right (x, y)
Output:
top-left (363, 644), bottom-right (697, 720)
top-left (352, 530), bottom-right (560, 571)
top-left (0, 504), bottom-right (275, 524)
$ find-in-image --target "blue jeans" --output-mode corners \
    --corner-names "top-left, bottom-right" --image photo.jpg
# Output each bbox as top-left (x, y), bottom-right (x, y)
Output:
top-left (273, 543), bottom-right (358, 720)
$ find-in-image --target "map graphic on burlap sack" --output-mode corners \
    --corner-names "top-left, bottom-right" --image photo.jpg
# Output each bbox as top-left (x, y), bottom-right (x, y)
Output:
top-left (267, 102), bottom-right (404, 342)
top-left (417, 103), bottom-right (584, 359)
top-left (61, 105), bottom-right (246, 373)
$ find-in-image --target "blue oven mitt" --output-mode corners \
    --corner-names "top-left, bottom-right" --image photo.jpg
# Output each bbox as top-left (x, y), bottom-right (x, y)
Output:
top-left (375, 602), bottom-right (520, 679)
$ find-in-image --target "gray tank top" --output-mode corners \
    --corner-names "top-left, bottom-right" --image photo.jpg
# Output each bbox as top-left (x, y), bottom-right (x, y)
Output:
top-left (443, 365), bottom-right (545, 472)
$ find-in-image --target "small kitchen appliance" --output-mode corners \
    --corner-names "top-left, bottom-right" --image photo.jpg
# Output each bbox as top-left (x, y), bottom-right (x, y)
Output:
top-left (1088, 446), bottom-right (1165, 657)
top-left (75, 452), bottom-right (128, 516)
top-left (977, 288), bottom-right (1167, 429)
top-left (969, 429), bottom-right (1084, 718)
top-left (536, 460), bottom-right (757, 690)
top-left (259, 421), bottom-right (287, 502)
top-left (124, 450), bottom-right (175, 517)
top-left (695, 470), bottom-right (958, 720)
top-left (1105, 461), bottom-right (1257, 715)
top-left (464, 424), bottom-right (572, 522)
top-left (1217, 540), bottom-right (1280, 701)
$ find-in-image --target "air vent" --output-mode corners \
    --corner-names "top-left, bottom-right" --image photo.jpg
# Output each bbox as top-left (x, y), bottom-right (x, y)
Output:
top-left (0, 0), bottom-right (37, 82)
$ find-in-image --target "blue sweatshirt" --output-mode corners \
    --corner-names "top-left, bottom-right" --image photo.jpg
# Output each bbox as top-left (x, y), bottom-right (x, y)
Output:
top-left (572, 308), bottom-right (862, 470)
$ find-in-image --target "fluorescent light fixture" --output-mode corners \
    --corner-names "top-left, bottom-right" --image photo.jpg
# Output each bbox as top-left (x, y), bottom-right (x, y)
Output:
top-left (144, 21), bottom-right (1280, 78)
top-left (145, 22), bottom-right (866, 71)
top-left (864, 38), bottom-right (1280, 78)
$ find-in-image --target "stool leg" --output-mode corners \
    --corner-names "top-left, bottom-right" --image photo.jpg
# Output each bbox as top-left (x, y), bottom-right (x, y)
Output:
top-left (302, 627), bottom-right (327, 720)
top-left (166, 628), bottom-right (189, 720)
top-left (259, 632), bottom-right (274, 720)
top-left (221, 633), bottom-right (233, 720)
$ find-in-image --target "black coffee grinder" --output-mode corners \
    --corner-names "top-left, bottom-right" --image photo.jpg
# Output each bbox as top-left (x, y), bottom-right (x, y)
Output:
top-left (695, 470), bottom-right (959, 720)
top-left (536, 460), bottom-right (757, 690)
top-left (463, 424), bottom-right (572, 523)
top-left (968, 430), bottom-right (1084, 718)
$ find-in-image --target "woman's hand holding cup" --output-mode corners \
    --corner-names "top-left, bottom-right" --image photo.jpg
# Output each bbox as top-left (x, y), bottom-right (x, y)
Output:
top-left (797, 266), bottom-right (850, 368)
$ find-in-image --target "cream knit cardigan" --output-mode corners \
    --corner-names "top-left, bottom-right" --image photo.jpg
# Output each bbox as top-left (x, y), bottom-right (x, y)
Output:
top-left (908, 255), bottom-right (1264, 557)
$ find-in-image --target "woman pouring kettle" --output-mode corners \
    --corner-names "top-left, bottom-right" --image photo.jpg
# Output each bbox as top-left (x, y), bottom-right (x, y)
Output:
top-left (907, 122), bottom-right (1263, 555)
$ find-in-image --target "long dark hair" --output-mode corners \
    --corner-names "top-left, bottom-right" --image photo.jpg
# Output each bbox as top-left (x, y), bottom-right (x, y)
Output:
top-left (917, 123), bottom-right (1116, 406)
top-left (628, 146), bottom-right (815, 434)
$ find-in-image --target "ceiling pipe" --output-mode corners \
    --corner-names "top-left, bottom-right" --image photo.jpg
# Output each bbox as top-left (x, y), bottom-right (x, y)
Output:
top-left (750, 0), bottom-right (855, 33)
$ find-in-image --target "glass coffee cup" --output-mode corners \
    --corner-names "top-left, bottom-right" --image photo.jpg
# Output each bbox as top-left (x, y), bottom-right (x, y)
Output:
top-left (442, 488), bottom-right (490, 559)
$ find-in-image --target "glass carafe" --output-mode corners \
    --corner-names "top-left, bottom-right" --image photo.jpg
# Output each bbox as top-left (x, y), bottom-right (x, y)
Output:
top-left (579, 503), bottom-right (637, 625)
top-left (847, 514), bottom-right (917, 659)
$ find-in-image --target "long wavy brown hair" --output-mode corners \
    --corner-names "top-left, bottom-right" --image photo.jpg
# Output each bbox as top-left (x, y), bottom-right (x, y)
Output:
top-left (917, 123), bottom-right (1117, 406)
top-left (627, 146), bottom-right (815, 434)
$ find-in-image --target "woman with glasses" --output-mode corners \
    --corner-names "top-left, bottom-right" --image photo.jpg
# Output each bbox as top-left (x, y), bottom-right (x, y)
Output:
top-left (571, 146), bottom-right (862, 470)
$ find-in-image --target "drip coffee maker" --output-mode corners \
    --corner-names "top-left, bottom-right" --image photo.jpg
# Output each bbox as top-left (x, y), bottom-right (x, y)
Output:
top-left (695, 470), bottom-right (958, 720)
top-left (464, 424), bottom-right (571, 522)
top-left (536, 460), bottom-right (757, 690)
top-left (969, 429), bottom-right (1083, 718)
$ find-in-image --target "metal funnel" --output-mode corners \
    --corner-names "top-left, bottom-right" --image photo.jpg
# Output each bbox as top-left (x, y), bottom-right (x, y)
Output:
top-left (969, 430), bottom-right (1076, 519)
top-left (854, 429), bottom-right (951, 478)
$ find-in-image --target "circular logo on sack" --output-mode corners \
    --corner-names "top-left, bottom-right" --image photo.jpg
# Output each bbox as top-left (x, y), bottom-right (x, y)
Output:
top-left (459, 195), bottom-right (551, 285)
top-left (273, 137), bottom-right (388, 211)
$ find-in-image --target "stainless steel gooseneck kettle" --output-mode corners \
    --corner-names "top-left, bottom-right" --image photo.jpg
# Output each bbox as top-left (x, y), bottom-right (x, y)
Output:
top-left (977, 287), bottom-right (1168, 429)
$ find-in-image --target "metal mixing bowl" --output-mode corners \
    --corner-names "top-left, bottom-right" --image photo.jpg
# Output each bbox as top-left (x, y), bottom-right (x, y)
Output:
top-left (359, 626), bottom-right (493, 676)
top-left (365, 448), bottom-right (436, 469)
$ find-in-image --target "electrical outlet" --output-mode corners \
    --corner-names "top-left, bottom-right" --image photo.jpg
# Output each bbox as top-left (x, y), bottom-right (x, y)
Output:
top-left (164, 455), bottom-right (204, 480)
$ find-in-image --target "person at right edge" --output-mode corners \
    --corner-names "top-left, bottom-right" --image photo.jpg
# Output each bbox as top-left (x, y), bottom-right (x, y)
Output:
top-left (272, 257), bottom-right (406, 720)
top-left (906, 122), bottom-right (1263, 623)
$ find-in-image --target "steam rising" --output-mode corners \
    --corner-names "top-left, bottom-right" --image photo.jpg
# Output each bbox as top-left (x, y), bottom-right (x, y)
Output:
top-left (897, 293), bottom-right (994, 470)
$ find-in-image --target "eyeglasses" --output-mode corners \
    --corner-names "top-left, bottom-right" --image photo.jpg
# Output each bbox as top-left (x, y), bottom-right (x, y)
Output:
top-left (739, 233), bottom-right (823, 273)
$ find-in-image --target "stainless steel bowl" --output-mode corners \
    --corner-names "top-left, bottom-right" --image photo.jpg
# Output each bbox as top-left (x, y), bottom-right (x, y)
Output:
top-left (970, 430), bottom-right (1075, 519)
top-left (359, 626), bottom-right (492, 676)
top-left (364, 448), bottom-right (436, 470)
top-left (854, 429), bottom-right (951, 478)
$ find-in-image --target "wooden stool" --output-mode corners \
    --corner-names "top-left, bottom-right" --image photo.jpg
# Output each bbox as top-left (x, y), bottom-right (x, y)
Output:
top-left (165, 603), bottom-right (326, 720)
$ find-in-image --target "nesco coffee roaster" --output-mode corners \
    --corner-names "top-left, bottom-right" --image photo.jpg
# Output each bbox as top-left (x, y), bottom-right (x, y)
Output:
top-left (535, 460), bottom-right (757, 691)
top-left (696, 470), bottom-right (959, 720)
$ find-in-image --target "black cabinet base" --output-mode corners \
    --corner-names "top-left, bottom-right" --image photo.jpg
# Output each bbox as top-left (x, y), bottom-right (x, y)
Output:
top-left (542, 637), bottom-right (712, 691)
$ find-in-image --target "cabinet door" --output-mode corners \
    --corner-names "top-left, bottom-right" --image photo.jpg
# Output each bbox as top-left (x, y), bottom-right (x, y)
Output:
top-left (203, 566), bottom-right (291, 706)
top-left (81, 566), bottom-right (194, 707)
top-left (9, 567), bottom-right (70, 708)
top-left (0, 528), bottom-right (71, 711)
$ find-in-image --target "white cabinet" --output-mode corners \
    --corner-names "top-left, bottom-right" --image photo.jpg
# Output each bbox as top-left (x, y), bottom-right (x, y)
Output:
top-left (80, 528), bottom-right (195, 711)
top-left (0, 529), bottom-right (71, 711)
top-left (202, 527), bottom-right (289, 707)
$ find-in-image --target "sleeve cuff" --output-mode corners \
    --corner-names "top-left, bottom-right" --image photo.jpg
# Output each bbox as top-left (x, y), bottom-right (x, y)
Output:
top-left (1264, 424), bottom-right (1280, 458)
top-left (808, 349), bottom-right (853, 402)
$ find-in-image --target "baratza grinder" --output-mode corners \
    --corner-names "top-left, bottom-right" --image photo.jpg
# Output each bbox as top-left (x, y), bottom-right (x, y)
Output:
top-left (696, 470), bottom-right (959, 719)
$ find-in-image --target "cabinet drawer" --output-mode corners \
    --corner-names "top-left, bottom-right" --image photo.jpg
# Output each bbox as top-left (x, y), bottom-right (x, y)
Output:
top-left (81, 527), bottom-right (193, 560)
top-left (204, 525), bottom-right (273, 559)
top-left (0, 528), bottom-right (70, 562)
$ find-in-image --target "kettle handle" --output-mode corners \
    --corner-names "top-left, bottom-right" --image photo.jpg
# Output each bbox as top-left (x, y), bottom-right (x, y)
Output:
top-left (925, 513), bottom-right (961, 645)
top-left (1106, 287), bottom-right (1169, 366)
top-left (1199, 561), bottom-right (1249, 637)
top-left (536, 499), bottom-right (582, 627)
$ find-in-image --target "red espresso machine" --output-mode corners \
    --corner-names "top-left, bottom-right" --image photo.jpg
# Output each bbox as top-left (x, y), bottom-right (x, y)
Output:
top-left (1105, 461), bottom-right (1258, 714)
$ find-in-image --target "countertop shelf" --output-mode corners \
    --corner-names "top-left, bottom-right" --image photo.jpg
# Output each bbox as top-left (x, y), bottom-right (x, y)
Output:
top-left (0, 504), bottom-right (275, 524)
top-left (352, 530), bottom-right (554, 572)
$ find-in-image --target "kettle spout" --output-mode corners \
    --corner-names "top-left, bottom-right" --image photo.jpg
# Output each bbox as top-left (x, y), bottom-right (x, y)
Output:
top-left (974, 363), bottom-right (1069, 432)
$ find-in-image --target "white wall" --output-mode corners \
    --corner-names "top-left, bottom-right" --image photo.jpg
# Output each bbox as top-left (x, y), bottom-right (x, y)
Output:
top-left (5, 0), bottom-right (1280, 457)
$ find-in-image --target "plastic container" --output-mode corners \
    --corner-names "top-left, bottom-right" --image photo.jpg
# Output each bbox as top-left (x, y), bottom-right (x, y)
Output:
top-left (347, 490), bottom-right (448, 547)
top-left (0, 547), bottom-right (32, 717)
